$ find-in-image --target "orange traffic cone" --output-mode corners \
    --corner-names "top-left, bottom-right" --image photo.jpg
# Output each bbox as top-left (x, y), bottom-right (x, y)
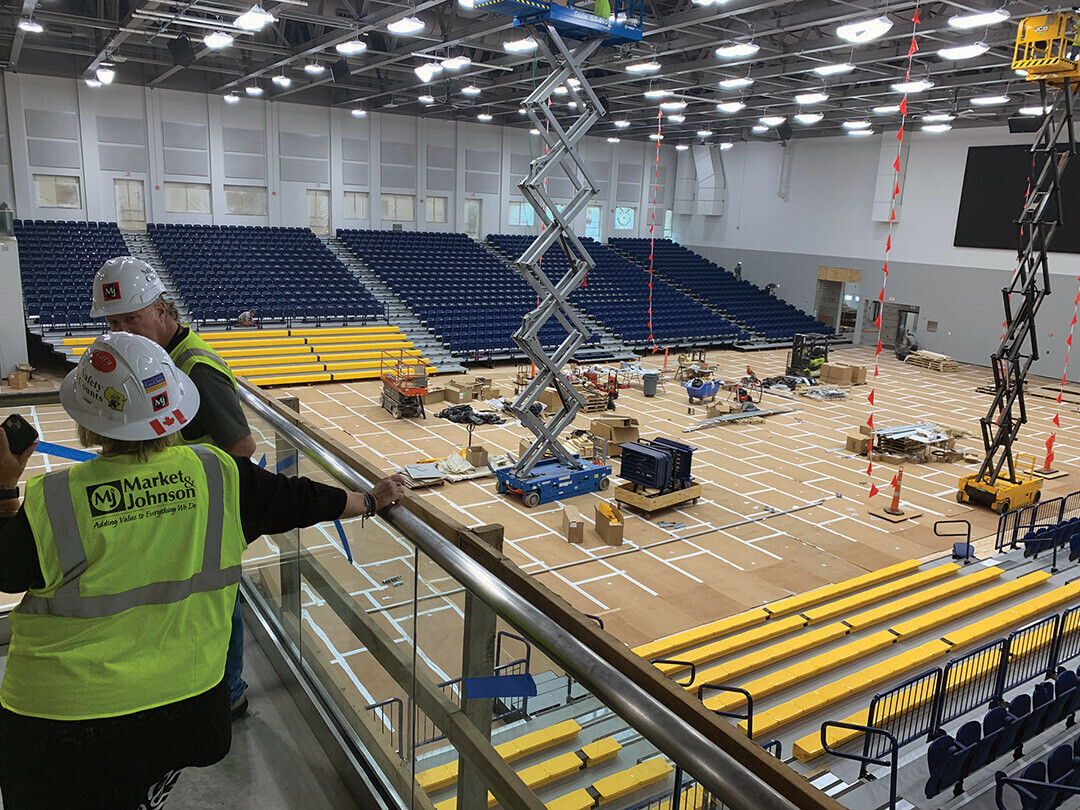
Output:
top-left (884, 467), bottom-right (905, 516)
top-left (663, 346), bottom-right (669, 369)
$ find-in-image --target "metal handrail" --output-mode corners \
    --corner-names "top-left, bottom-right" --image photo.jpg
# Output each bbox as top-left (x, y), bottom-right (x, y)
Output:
top-left (821, 721), bottom-right (899, 810)
top-left (239, 384), bottom-right (811, 810)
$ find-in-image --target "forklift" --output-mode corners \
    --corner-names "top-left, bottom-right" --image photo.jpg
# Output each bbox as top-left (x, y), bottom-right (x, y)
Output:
top-left (957, 12), bottom-right (1078, 514)
top-left (786, 333), bottom-right (829, 378)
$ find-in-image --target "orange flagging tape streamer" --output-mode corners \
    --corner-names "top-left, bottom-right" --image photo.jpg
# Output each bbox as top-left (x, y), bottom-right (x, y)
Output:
top-left (647, 110), bottom-right (662, 348)
top-left (1045, 274), bottom-right (1080, 470)
top-left (867, 4), bottom-right (920, 500)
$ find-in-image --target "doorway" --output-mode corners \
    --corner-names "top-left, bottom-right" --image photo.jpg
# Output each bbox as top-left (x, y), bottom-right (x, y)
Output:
top-left (307, 189), bottom-right (330, 234)
top-left (896, 307), bottom-right (919, 345)
top-left (584, 205), bottom-right (601, 239)
top-left (464, 198), bottom-right (482, 240)
top-left (113, 179), bottom-right (145, 230)
top-left (814, 266), bottom-right (862, 335)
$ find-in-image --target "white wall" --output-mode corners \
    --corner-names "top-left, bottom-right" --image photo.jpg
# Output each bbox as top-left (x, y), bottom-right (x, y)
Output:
top-left (0, 73), bottom-right (675, 242)
top-left (677, 125), bottom-right (1080, 378)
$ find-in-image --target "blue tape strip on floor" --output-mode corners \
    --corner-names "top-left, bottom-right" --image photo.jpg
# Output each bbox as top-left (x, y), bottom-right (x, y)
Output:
top-left (462, 674), bottom-right (538, 700)
top-left (276, 453), bottom-right (297, 474)
top-left (36, 441), bottom-right (97, 462)
top-left (333, 520), bottom-right (353, 564)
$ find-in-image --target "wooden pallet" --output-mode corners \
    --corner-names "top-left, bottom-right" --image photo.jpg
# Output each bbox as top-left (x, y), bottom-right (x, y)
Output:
top-left (905, 351), bottom-right (959, 372)
top-left (613, 482), bottom-right (702, 512)
top-left (1028, 384), bottom-right (1080, 404)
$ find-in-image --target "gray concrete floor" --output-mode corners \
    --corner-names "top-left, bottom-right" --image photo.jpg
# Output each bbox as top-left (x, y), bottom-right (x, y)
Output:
top-left (0, 623), bottom-right (361, 810)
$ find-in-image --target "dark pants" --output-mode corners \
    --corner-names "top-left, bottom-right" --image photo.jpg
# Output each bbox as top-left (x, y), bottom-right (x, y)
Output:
top-left (226, 593), bottom-right (248, 704)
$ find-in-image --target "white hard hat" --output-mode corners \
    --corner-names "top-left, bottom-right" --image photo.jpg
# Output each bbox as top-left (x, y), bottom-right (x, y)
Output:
top-left (89, 257), bottom-right (167, 318)
top-left (60, 332), bottom-right (200, 441)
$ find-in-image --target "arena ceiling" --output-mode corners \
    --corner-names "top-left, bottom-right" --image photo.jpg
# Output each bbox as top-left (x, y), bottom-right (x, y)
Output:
top-left (0, 0), bottom-right (1061, 143)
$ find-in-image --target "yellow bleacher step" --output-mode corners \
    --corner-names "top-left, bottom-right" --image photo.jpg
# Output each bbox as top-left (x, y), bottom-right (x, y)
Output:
top-left (546, 758), bottom-right (673, 809)
top-left (233, 358), bottom-right (432, 378)
top-left (216, 341), bottom-right (416, 358)
top-left (634, 560), bottom-right (921, 662)
top-left (704, 631), bottom-right (897, 714)
top-left (226, 350), bottom-right (426, 369)
top-left (198, 326), bottom-right (399, 340)
top-left (246, 366), bottom-right (438, 387)
top-left (417, 719), bottom-right (581, 792)
top-left (843, 567), bottom-right (1003, 631)
top-left (799, 566), bottom-right (958, 625)
top-left (943, 577), bottom-right (1080, 648)
top-left (657, 615), bottom-right (806, 677)
top-left (690, 622), bottom-right (850, 686)
top-left (434, 737), bottom-right (622, 810)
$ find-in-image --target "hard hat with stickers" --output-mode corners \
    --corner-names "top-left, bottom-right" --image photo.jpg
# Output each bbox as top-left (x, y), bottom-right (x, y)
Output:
top-left (89, 257), bottom-right (168, 319)
top-left (59, 332), bottom-right (200, 441)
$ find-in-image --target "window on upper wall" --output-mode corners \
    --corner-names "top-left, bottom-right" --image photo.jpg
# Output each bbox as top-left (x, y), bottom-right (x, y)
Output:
top-left (426, 196), bottom-right (448, 224)
top-left (164, 182), bottom-right (211, 214)
top-left (663, 209), bottom-right (673, 239)
top-left (224, 185), bottom-right (268, 216)
top-left (508, 200), bottom-right (535, 228)
top-left (381, 193), bottom-right (415, 221)
top-left (34, 175), bottom-right (82, 209)
top-left (614, 206), bottom-right (636, 230)
top-left (584, 205), bottom-right (601, 239)
top-left (345, 191), bottom-right (370, 220)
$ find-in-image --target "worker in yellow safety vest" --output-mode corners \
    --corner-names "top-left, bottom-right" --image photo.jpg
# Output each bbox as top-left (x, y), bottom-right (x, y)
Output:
top-left (90, 255), bottom-right (256, 719)
top-left (0, 332), bottom-right (404, 808)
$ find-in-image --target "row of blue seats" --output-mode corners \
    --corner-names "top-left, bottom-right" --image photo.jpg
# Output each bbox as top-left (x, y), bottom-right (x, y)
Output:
top-left (1022, 518), bottom-right (1080, 558)
top-left (926, 667), bottom-right (1080, 798)
top-left (999, 736), bottom-right (1080, 809)
top-left (148, 223), bottom-right (312, 233)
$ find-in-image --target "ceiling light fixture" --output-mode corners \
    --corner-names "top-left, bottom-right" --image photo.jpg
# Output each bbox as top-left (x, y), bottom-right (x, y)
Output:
top-left (351, 107), bottom-right (366, 117)
top-left (649, 133), bottom-right (664, 140)
top-left (414, 63), bottom-right (443, 82)
top-left (518, 107), bottom-right (527, 114)
top-left (842, 119), bottom-right (871, 129)
top-left (667, 114), bottom-right (686, 123)
top-left (937, 41), bottom-right (989, 60)
top-left (203, 31), bottom-right (234, 49)
top-left (245, 84), bottom-right (263, 96)
top-left (1019, 105), bottom-right (1052, 115)
top-left (84, 78), bottom-right (102, 88)
top-left (697, 129), bottom-right (714, 137)
top-left (718, 76), bottom-right (753, 89)
top-left (715, 42), bottom-right (759, 58)
top-left (614, 119), bottom-right (631, 127)
top-left (760, 115), bottom-right (786, 126)
top-left (607, 137), bottom-right (621, 143)
top-left (795, 112), bottom-right (824, 124)
top-left (676, 144), bottom-right (690, 151)
top-left (461, 84), bottom-right (482, 96)
top-left (643, 88), bottom-right (667, 99)
top-left (96, 65), bottom-right (116, 84)
top-left (553, 85), bottom-right (569, 95)
top-left (812, 62), bottom-right (855, 76)
top-left (18, 17), bottom-right (43, 33)
top-left (336, 38), bottom-right (368, 55)
top-left (751, 124), bottom-right (769, 132)
top-left (459, 0), bottom-right (475, 7)
top-left (949, 8), bottom-right (1009, 29)
top-left (418, 94), bottom-right (435, 104)
top-left (441, 55), bottom-right (471, 70)
top-left (692, 0), bottom-right (730, 6)
top-left (567, 78), bottom-right (580, 87)
top-left (848, 129), bottom-right (873, 137)
top-left (224, 93), bottom-right (240, 104)
top-left (626, 60), bottom-right (662, 73)
top-left (970, 94), bottom-right (1011, 105)
top-left (795, 91), bottom-right (828, 104)
top-left (922, 113), bottom-right (955, 122)
top-left (477, 112), bottom-right (493, 121)
top-left (720, 141), bottom-right (734, 150)
top-left (530, 128), bottom-right (540, 134)
top-left (891, 79), bottom-right (934, 93)
top-left (304, 61), bottom-right (325, 74)
top-left (235, 4), bottom-right (275, 31)
top-left (717, 101), bottom-right (745, 113)
top-left (659, 100), bottom-right (687, 111)
top-left (836, 15), bottom-right (892, 43)
top-left (387, 16), bottom-right (424, 34)
top-left (1015, 69), bottom-right (1029, 77)
top-left (872, 104), bottom-right (901, 113)
top-left (272, 73), bottom-right (291, 88)
top-left (505, 36), bottom-right (538, 53)
top-left (921, 123), bottom-right (952, 132)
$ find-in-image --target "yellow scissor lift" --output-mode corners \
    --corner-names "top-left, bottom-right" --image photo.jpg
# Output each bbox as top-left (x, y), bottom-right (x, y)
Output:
top-left (957, 14), bottom-right (1078, 513)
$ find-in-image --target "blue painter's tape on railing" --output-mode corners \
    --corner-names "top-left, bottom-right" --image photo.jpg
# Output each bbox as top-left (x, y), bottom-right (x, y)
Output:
top-left (334, 519), bottom-right (353, 564)
top-left (462, 674), bottom-right (538, 700)
top-left (36, 441), bottom-right (97, 462)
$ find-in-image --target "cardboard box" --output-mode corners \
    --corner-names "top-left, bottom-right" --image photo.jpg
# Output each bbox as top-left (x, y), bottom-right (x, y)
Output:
top-left (15, 363), bottom-right (33, 379)
top-left (421, 388), bottom-right (446, 405)
top-left (846, 433), bottom-right (870, 454)
top-left (443, 386), bottom-right (470, 404)
top-left (706, 402), bottom-right (737, 419)
top-left (562, 505), bottom-right (584, 544)
top-left (465, 445), bottom-right (488, 467)
top-left (594, 503), bottom-right (624, 546)
top-left (848, 365), bottom-right (867, 385)
top-left (859, 424), bottom-right (873, 436)
top-left (590, 416), bottom-right (640, 457)
top-left (823, 364), bottom-right (853, 386)
top-left (7, 371), bottom-right (28, 390)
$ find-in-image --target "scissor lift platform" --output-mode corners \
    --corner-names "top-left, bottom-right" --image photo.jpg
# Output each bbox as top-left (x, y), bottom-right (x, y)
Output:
top-left (475, 0), bottom-right (642, 43)
top-left (495, 456), bottom-right (613, 507)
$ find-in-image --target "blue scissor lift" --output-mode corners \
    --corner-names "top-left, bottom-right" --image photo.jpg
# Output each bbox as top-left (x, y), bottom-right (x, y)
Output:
top-left (479, 0), bottom-right (643, 507)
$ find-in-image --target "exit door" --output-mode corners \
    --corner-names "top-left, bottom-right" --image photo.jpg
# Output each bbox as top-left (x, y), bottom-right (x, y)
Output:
top-left (464, 198), bottom-right (482, 240)
top-left (307, 189), bottom-right (330, 234)
top-left (896, 308), bottom-right (919, 345)
top-left (114, 179), bottom-right (145, 230)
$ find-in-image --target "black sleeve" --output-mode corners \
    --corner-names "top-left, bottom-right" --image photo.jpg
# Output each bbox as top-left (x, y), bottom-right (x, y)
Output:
top-left (234, 456), bottom-right (348, 543)
top-left (181, 365), bottom-right (251, 448)
top-left (0, 510), bottom-right (46, 593)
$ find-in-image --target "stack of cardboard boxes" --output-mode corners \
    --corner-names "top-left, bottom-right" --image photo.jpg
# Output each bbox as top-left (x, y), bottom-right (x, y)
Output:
top-left (818, 363), bottom-right (867, 387)
top-left (589, 416), bottom-right (640, 457)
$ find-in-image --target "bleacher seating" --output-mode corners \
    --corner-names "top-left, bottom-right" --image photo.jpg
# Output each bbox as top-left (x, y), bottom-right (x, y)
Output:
top-left (15, 219), bottom-right (128, 331)
top-left (337, 229), bottom-right (577, 357)
top-left (608, 238), bottom-right (831, 341)
top-left (487, 234), bottom-right (744, 345)
top-left (147, 223), bottom-right (382, 326)
top-left (997, 734), bottom-right (1080, 809)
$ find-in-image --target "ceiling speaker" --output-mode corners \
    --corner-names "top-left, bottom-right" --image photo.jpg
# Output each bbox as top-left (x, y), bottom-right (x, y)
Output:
top-left (331, 58), bottom-right (350, 83)
top-left (776, 121), bottom-right (793, 141)
top-left (168, 35), bottom-right (195, 67)
top-left (1008, 114), bottom-right (1042, 134)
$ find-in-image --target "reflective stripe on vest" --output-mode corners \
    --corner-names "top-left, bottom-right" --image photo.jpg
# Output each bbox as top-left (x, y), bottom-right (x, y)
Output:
top-left (173, 346), bottom-right (231, 377)
top-left (17, 446), bottom-right (239, 619)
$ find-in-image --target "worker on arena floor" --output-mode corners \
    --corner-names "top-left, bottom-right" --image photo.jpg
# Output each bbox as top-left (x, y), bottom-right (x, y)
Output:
top-left (0, 332), bottom-right (405, 809)
top-left (89, 256), bottom-right (256, 720)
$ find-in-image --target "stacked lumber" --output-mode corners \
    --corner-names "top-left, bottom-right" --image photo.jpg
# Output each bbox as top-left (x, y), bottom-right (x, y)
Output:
top-left (905, 350), bottom-right (959, 372)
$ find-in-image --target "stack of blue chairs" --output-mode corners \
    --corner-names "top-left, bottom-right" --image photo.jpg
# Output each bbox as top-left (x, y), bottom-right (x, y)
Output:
top-left (608, 237), bottom-right (831, 341)
top-left (16, 219), bottom-right (127, 331)
top-left (336, 229), bottom-right (581, 356)
top-left (487, 235), bottom-right (742, 345)
top-left (148, 224), bottom-right (382, 325)
top-left (999, 735), bottom-right (1080, 809)
top-left (926, 668), bottom-right (1080, 798)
